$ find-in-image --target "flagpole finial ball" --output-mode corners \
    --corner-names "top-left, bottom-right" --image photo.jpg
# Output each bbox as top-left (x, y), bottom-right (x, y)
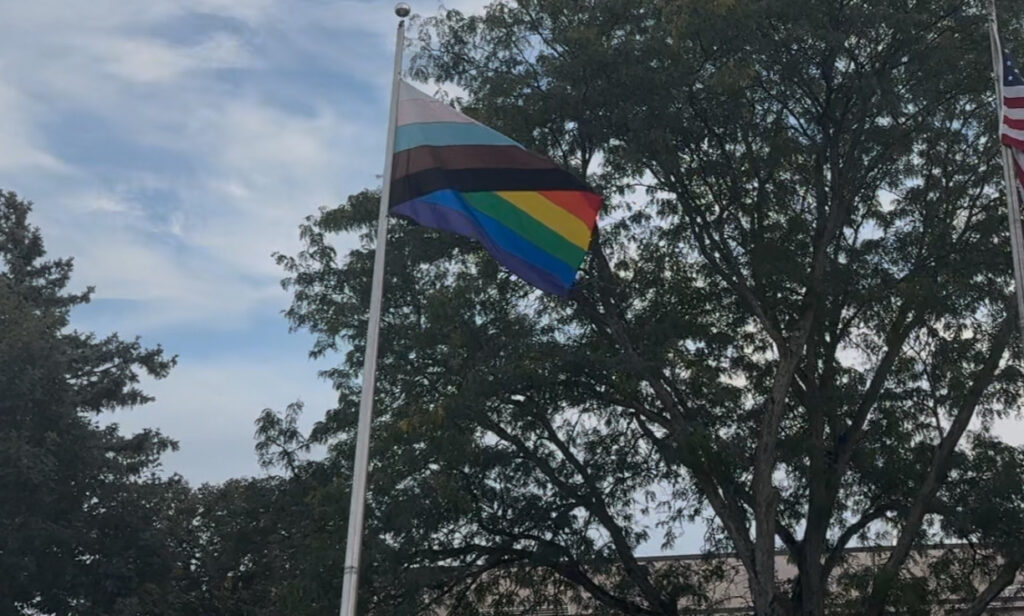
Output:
top-left (394, 3), bottom-right (411, 17)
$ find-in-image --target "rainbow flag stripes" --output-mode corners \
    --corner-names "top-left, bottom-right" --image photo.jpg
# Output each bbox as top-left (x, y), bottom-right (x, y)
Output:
top-left (389, 81), bottom-right (603, 296)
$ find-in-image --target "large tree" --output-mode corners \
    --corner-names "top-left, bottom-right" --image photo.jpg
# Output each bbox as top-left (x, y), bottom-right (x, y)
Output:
top-left (0, 190), bottom-right (180, 615)
top-left (275, 1), bottom-right (1024, 614)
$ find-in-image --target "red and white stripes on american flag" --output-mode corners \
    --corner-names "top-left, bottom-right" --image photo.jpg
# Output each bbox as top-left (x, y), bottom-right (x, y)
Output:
top-left (1002, 50), bottom-right (1024, 195)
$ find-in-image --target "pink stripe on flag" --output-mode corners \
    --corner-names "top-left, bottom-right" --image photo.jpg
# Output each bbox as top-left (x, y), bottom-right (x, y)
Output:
top-left (397, 98), bottom-right (475, 127)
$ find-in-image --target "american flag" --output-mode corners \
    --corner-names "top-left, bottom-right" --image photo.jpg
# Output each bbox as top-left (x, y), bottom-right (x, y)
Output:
top-left (1003, 49), bottom-right (1024, 197)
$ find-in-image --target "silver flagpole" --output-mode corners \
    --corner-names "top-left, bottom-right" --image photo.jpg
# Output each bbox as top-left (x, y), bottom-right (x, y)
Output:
top-left (988, 0), bottom-right (1024, 338)
top-left (339, 4), bottom-right (409, 616)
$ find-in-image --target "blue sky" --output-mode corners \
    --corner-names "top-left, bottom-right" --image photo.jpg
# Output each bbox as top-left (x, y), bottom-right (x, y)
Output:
top-left (0, 0), bottom-right (486, 484)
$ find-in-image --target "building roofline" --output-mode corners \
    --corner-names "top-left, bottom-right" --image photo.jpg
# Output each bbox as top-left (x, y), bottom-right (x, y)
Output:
top-left (634, 542), bottom-right (988, 564)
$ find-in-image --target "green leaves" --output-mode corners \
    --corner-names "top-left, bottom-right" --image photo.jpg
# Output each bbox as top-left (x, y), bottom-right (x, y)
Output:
top-left (264, 1), bottom-right (1024, 614)
top-left (0, 190), bottom-right (178, 615)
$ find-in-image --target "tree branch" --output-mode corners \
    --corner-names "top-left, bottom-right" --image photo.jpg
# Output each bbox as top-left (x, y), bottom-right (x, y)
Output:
top-left (575, 233), bottom-right (766, 587)
top-left (955, 559), bottom-right (1022, 616)
top-left (862, 303), bottom-right (1016, 615)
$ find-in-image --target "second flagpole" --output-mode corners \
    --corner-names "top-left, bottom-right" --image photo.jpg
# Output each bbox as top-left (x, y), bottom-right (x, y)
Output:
top-left (338, 5), bottom-right (409, 616)
top-left (988, 0), bottom-right (1024, 339)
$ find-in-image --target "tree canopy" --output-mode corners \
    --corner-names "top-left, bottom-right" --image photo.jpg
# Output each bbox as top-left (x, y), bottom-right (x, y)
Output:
top-left (0, 190), bottom-right (182, 615)
top-left (270, 0), bottom-right (1024, 614)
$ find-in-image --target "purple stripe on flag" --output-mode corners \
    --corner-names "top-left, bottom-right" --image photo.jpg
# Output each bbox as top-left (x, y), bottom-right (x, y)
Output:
top-left (392, 198), bottom-right (573, 296)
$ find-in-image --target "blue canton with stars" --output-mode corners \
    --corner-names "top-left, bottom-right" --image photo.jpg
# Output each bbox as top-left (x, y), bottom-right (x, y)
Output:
top-left (1006, 51), bottom-right (1023, 87)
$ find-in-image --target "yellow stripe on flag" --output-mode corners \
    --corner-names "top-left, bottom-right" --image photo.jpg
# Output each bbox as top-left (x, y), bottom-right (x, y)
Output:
top-left (495, 191), bottom-right (593, 250)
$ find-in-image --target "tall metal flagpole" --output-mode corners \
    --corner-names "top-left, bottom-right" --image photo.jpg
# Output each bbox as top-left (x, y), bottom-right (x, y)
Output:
top-left (988, 0), bottom-right (1024, 338)
top-left (339, 4), bottom-right (409, 616)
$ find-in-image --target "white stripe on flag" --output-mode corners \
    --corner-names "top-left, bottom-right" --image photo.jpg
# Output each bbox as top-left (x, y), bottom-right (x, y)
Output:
top-left (1003, 125), bottom-right (1024, 142)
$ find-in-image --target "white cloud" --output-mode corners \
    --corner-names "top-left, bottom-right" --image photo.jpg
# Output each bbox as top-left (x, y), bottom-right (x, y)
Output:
top-left (83, 193), bottom-right (136, 214)
top-left (995, 417), bottom-right (1024, 447)
top-left (0, 0), bottom-right (492, 315)
top-left (109, 353), bottom-right (337, 484)
top-left (0, 0), bottom-right (277, 32)
top-left (439, 0), bottom-right (495, 13)
top-left (45, 223), bottom-right (279, 329)
top-left (94, 33), bottom-right (255, 84)
top-left (173, 99), bottom-right (377, 276)
top-left (182, 0), bottom-right (280, 24)
top-left (0, 0), bottom-right (372, 326)
top-left (203, 101), bottom-right (340, 177)
top-left (0, 83), bottom-right (69, 174)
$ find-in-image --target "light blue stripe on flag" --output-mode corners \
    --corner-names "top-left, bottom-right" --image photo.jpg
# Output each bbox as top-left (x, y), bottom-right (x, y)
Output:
top-left (395, 122), bottom-right (521, 152)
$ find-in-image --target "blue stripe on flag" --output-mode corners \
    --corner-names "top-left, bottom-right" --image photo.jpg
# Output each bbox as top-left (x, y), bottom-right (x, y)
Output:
top-left (392, 189), bottom-right (577, 293)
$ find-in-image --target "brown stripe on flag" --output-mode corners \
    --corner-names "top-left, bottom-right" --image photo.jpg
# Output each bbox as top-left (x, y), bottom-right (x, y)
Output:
top-left (392, 144), bottom-right (560, 181)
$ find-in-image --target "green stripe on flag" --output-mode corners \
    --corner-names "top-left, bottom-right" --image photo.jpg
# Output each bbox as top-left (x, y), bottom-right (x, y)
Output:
top-left (462, 192), bottom-right (587, 267)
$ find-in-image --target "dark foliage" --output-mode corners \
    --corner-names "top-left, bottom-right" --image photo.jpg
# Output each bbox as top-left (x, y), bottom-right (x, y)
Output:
top-left (269, 1), bottom-right (1024, 614)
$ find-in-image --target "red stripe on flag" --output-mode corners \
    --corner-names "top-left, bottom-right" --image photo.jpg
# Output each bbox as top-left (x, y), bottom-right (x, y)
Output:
top-left (1004, 133), bottom-right (1024, 151)
top-left (1007, 96), bottom-right (1024, 109)
top-left (1006, 115), bottom-right (1024, 131)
